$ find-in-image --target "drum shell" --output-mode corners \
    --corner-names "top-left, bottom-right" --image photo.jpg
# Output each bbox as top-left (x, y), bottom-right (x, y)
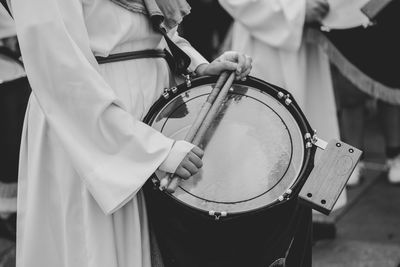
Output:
top-left (144, 76), bottom-right (316, 266)
top-left (145, 180), bottom-right (313, 267)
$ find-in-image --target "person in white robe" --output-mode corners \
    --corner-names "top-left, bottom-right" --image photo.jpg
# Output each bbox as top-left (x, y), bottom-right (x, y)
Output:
top-left (219, 0), bottom-right (347, 216)
top-left (8, 0), bottom-right (252, 266)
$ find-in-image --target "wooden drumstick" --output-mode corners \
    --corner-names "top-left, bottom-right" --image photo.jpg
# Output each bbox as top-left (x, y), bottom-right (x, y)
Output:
top-left (166, 72), bottom-right (236, 193)
top-left (159, 71), bottom-right (231, 190)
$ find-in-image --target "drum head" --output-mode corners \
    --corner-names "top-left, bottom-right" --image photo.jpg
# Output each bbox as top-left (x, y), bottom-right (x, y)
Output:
top-left (322, 0), bottom-right (370, 30)
top-left (146, 77), bottom-right (313, 215)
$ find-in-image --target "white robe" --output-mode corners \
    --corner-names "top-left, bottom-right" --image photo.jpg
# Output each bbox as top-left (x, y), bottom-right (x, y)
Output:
top-left (0, 4), bottom-right (15, 39)
top-left (219, 0), bottom-right (346, 209)
top-left (11, 0), bottom-right (207, 266)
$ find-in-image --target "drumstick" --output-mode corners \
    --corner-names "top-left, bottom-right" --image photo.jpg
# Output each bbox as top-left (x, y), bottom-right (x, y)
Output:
top-left (166, 72), bottom-right (236, 193)
top-left (159, 71), bottom-right (231, 190)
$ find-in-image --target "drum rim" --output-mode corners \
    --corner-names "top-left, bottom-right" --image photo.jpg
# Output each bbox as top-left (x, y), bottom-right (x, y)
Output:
top-left (144, 75), bottom-right (316, 217)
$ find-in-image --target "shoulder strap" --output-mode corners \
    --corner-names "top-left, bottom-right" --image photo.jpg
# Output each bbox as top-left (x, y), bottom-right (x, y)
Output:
top-left (151, 15), bottom-right (191, 75)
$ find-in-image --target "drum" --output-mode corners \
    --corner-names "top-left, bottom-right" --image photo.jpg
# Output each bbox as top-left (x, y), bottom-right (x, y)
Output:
top-left (144, 76), bottom-right (362, 266)
top-left (144, 75), bottom-right (317, 219)
top-left (0, 48), bottom-right (31, 183)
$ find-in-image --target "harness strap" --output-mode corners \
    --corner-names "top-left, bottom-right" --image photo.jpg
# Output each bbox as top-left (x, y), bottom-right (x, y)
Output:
top-left (95, 49), bottom-right (175, 71)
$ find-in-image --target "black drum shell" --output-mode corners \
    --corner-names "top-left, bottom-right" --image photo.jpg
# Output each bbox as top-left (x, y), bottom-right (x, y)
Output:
top-left (144, 76), bottom-right (316, 266)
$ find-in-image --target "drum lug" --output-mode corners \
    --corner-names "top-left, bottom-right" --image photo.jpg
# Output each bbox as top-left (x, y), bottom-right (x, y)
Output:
top-left (304, 132), bottom-right (313, 149)
top-left (209, 210), bottom-right (228, 220)
top-left (277, 91), bottom-right (292, 105)
top-left (183, 74), bottom-right (192, 88)
top-left (171, 86), bottom-right (178, 93)
top-left (162, 88), bottom-right (170, 99)
top-left (163, 86), bottom-right (178, 99)
top-left (279, 189), bottom-right (293, 202)
top-left (304, 131), bottom-right (328, 150)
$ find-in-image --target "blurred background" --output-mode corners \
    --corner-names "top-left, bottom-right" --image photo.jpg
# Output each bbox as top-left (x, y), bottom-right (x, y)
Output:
top-left (1, 0), bottom-right (400, 266)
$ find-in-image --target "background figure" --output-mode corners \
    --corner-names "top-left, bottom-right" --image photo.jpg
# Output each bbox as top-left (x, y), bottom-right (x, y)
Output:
top-left (182, 0), bottom-right (232, 61)
top-left (328, 0), bottom-right (400, 186)
top-left (219, 0), bottom-right (347, 239)
top-left (0, 5), bottom-right (30, 241)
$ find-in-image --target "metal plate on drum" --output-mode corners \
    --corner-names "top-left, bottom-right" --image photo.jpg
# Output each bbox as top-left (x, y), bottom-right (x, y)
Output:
top-left (0, 54), bottom-right (26, 84)
top-left (151, 83), bottom-right (305, 214)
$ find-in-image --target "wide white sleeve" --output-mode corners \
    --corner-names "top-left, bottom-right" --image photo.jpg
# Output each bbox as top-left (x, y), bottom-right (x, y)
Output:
top-left (219, 0), bottom-right (306, 51)
top-left (11, 0), bottom-right (184, 215)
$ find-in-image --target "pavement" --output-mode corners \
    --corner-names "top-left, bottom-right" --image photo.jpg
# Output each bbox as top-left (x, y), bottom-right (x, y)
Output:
top-left (0, 238), bottom-right (14, 267)
top-left (313, 172), bottom-right (400, 267)
top-left (1, 106), bottom-right (400, 267)
top-left (313, 107), bottom-right (400, 267)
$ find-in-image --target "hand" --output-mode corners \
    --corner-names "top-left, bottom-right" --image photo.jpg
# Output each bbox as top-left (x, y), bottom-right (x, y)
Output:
top-left (174, 146), bottom-right (204, 179)
top-left (305, 0), bottom-right (330, 25)
top-left (195, 51), bottom-right (252, 81)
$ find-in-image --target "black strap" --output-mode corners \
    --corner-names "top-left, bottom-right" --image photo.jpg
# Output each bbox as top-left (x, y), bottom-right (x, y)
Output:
top-left (150, 15), bottom-right (191, 75)
top-left (1, 0), bottom-right (12, 18)
top-left (95, 49), bottom-right (175, 71)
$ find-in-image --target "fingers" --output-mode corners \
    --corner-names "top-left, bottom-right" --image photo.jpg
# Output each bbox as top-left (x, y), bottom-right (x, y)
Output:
top-left (200, 61), bottom-right (237, 76)
top-left (175, 165), bottom-right (192, 180)
top-left (196, 51), bottom-right (252, 80)
top-left (220, 51), bottom-right (252, 80)
top-left (220, 61), bottom-right (238, 73)
top-left (191, 146), bottom-right (204, 158)
top-left (174, 146), bottom-right (204, 180)
top-left (235, 53), bottom-right (246, 80)
top-left (238, 55), bottom-right (252, 81)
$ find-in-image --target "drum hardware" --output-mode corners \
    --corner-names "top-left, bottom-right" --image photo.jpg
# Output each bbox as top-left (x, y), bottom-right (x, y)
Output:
top-left (299, 140), bottom-right (362, 214)
top-left (184, 74), bottom-right (192, 88)
top-left (277, 91), bottom-right (292, 106)
top-left (208, 210), bottom-right (227, 220)
top-left (144, 75), bottom-right (361, 221)
top-left (299, 130), bottom-right (358, 215)
top-left (162, 86), bottom-right (178, 99)
top-left (304, 131), bottom-right (328, 150)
